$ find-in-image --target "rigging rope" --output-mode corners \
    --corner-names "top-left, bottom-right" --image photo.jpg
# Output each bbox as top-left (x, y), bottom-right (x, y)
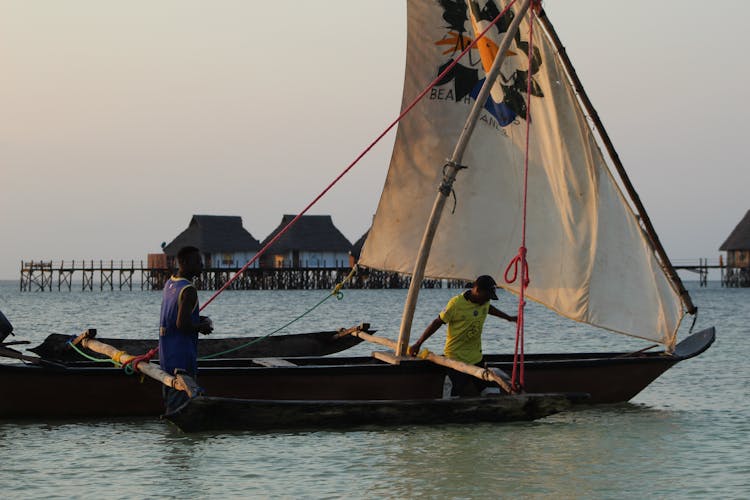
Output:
top-left (198, 266), bottom-right (358, 359)
top-left (199, 0), bottom-right (518, 311)
top-left (66, 267), bottom-right (360, 365)
top-left (503, 1), bottom-right (540, 391)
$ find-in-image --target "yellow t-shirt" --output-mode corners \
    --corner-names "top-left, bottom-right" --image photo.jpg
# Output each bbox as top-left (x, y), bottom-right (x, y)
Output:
top-left (439, 292), bottom-right (489, 365)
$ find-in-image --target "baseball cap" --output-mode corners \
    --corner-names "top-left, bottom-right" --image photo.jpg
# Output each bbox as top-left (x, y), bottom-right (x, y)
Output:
top-left (474, 275), bottom-right (498, 300)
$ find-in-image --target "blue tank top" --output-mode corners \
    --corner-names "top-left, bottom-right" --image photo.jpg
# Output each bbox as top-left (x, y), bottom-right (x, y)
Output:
top-left (159, 276), bottom-right (199, 375)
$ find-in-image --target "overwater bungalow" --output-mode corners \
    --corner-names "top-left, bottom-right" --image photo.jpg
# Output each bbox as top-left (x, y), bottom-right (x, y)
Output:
top-left (259, 215), bottom-right (352, 269)
top-left (163, 215), bottom-right (261, 269)
top-left (720, 209), bottom-right (750, 287)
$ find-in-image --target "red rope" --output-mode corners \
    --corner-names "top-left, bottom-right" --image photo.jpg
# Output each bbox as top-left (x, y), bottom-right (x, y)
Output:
top-left (121, 347), bottom-right (158, 372)
top-left (200, 0), bottom-right (519, 311)
top-left (504, 2), bottom-right (539, 391)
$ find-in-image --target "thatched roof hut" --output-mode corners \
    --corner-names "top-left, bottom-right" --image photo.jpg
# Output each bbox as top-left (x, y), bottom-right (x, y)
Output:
top-left (163, 215), bottom-right (261, 268)
top-left (260, 215), bottom-right (352, 268)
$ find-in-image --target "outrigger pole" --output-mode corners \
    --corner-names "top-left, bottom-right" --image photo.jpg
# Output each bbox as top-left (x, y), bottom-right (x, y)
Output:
top-left (536, 10), bottom-right (696, 316)
top-left (71, 329), bottom-right (200, 398)
top-left (395, 0), bottom-right (534, 356)
top-left (348, 328), bottom-right (512, 394)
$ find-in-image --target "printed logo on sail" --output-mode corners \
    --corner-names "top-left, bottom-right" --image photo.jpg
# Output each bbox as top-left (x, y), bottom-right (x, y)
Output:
top-left (432, 0), bottom-right (544, 127)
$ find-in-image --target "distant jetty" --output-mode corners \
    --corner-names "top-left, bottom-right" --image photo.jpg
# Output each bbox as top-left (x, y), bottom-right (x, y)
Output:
top-left (18, 260), bottom-right (459, 292)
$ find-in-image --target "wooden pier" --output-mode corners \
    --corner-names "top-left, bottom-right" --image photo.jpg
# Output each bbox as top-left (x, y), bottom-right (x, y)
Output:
top-left (672, 258), bottom-right (749, 287)
top-left (19, 261), bottom-right (460, 292)
top-left (673, 258), bottom-right (717, 287)
top-left (19, 260), bottom-right (169, 292)
top-left (22, 258), bottom-right (749, 291)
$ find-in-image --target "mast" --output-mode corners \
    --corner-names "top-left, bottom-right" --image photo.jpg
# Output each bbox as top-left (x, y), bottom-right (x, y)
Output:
top-left (537, 10), bottom-right (697, 315)
top-left (395, 0), bottom-right (534, 356)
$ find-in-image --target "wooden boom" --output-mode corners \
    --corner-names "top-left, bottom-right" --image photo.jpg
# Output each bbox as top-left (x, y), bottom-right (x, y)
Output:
top-left (71, 329), bottom-right (200, 397)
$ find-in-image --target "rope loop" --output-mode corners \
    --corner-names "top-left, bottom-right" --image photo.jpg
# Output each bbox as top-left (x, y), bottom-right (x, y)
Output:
top-left (439, 162), bottom-right (468, 194)
top-left (504, 246), bottom-right (530, 287)
top-left (439, 162), bottom-right (468, 213)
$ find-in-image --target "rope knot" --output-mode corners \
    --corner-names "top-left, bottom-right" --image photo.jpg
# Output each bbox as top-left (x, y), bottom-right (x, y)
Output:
top-left (122, 347), bottom-right (159, 375)
top-left (504, 246), bottom-right (530, 287)
top-left (331, 265), bottom-right (357, 300)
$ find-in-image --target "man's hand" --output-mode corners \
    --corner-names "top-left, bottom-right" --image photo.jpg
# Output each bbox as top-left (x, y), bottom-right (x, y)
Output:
top-left (408, 317), bottom-right (443, 356)
top-left (197, 316), bottom-right (213, 335)
top-left (508, 315), bottom-right (518, 323)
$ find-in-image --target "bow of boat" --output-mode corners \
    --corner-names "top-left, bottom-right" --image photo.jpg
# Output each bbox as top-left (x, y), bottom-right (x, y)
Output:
top-left (673, 327), bottom-right (715, 360)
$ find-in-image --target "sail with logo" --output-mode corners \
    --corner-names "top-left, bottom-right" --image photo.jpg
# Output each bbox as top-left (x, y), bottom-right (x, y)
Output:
top-left (359, 0), bottom-right (690, 348)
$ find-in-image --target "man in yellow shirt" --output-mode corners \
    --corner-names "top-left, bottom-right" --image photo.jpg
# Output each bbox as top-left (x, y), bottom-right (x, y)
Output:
top-left (408, 275), bottom-right (516, 396)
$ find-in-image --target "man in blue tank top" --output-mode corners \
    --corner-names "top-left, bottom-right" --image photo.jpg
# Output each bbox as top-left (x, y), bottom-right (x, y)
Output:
top-left (159, 246), bottom-right (213, 413)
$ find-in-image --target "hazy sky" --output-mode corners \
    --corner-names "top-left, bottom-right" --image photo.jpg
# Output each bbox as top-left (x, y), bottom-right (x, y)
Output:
top-left (2, 1), bottom-right (748, 280)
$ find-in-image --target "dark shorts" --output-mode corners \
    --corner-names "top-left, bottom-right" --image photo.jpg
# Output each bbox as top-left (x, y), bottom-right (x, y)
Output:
top-left (448, 359), bottom-right (489, 397)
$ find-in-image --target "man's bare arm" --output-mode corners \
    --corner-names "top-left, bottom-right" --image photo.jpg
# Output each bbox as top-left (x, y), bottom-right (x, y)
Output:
top-left (408, 317), bottom-right (445, 356)
top-left (176, 286), bottom-right (213, 334)
top-left (489, 305), bottom-right (517, 322)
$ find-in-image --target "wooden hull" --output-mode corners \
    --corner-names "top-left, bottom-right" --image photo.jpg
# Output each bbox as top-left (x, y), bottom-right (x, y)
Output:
top-left (28, 328), bottom-right (368, 363)
top-left (0, 328), bottom-right (714, 419)
top-left (164, 393), bottom-right (582, 432)
top-left (485, 353), bottom-right (676, 404)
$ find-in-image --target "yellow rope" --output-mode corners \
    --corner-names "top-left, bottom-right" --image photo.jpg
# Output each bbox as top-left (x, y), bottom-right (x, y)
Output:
top-left (332, 265), bottom-right (358, 297)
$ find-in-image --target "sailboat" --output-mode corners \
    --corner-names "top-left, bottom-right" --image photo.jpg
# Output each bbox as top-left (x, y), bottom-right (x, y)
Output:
top-left (353, 0), bottom-right (716, 398)
top-left (0, 0), bottom-right (713, 430)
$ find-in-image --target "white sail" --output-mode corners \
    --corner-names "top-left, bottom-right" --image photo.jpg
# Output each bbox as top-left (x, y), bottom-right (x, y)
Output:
top-left (359, 0), bottom-right (685, 346)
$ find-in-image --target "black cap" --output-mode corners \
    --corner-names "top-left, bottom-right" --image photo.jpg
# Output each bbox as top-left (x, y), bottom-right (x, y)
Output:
top-left (474, 275), bottom-right (498, 300)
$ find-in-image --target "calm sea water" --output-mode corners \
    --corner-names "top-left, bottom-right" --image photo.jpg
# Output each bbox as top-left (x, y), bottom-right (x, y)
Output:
top-left (0, 281), bottom-right (747, 498)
